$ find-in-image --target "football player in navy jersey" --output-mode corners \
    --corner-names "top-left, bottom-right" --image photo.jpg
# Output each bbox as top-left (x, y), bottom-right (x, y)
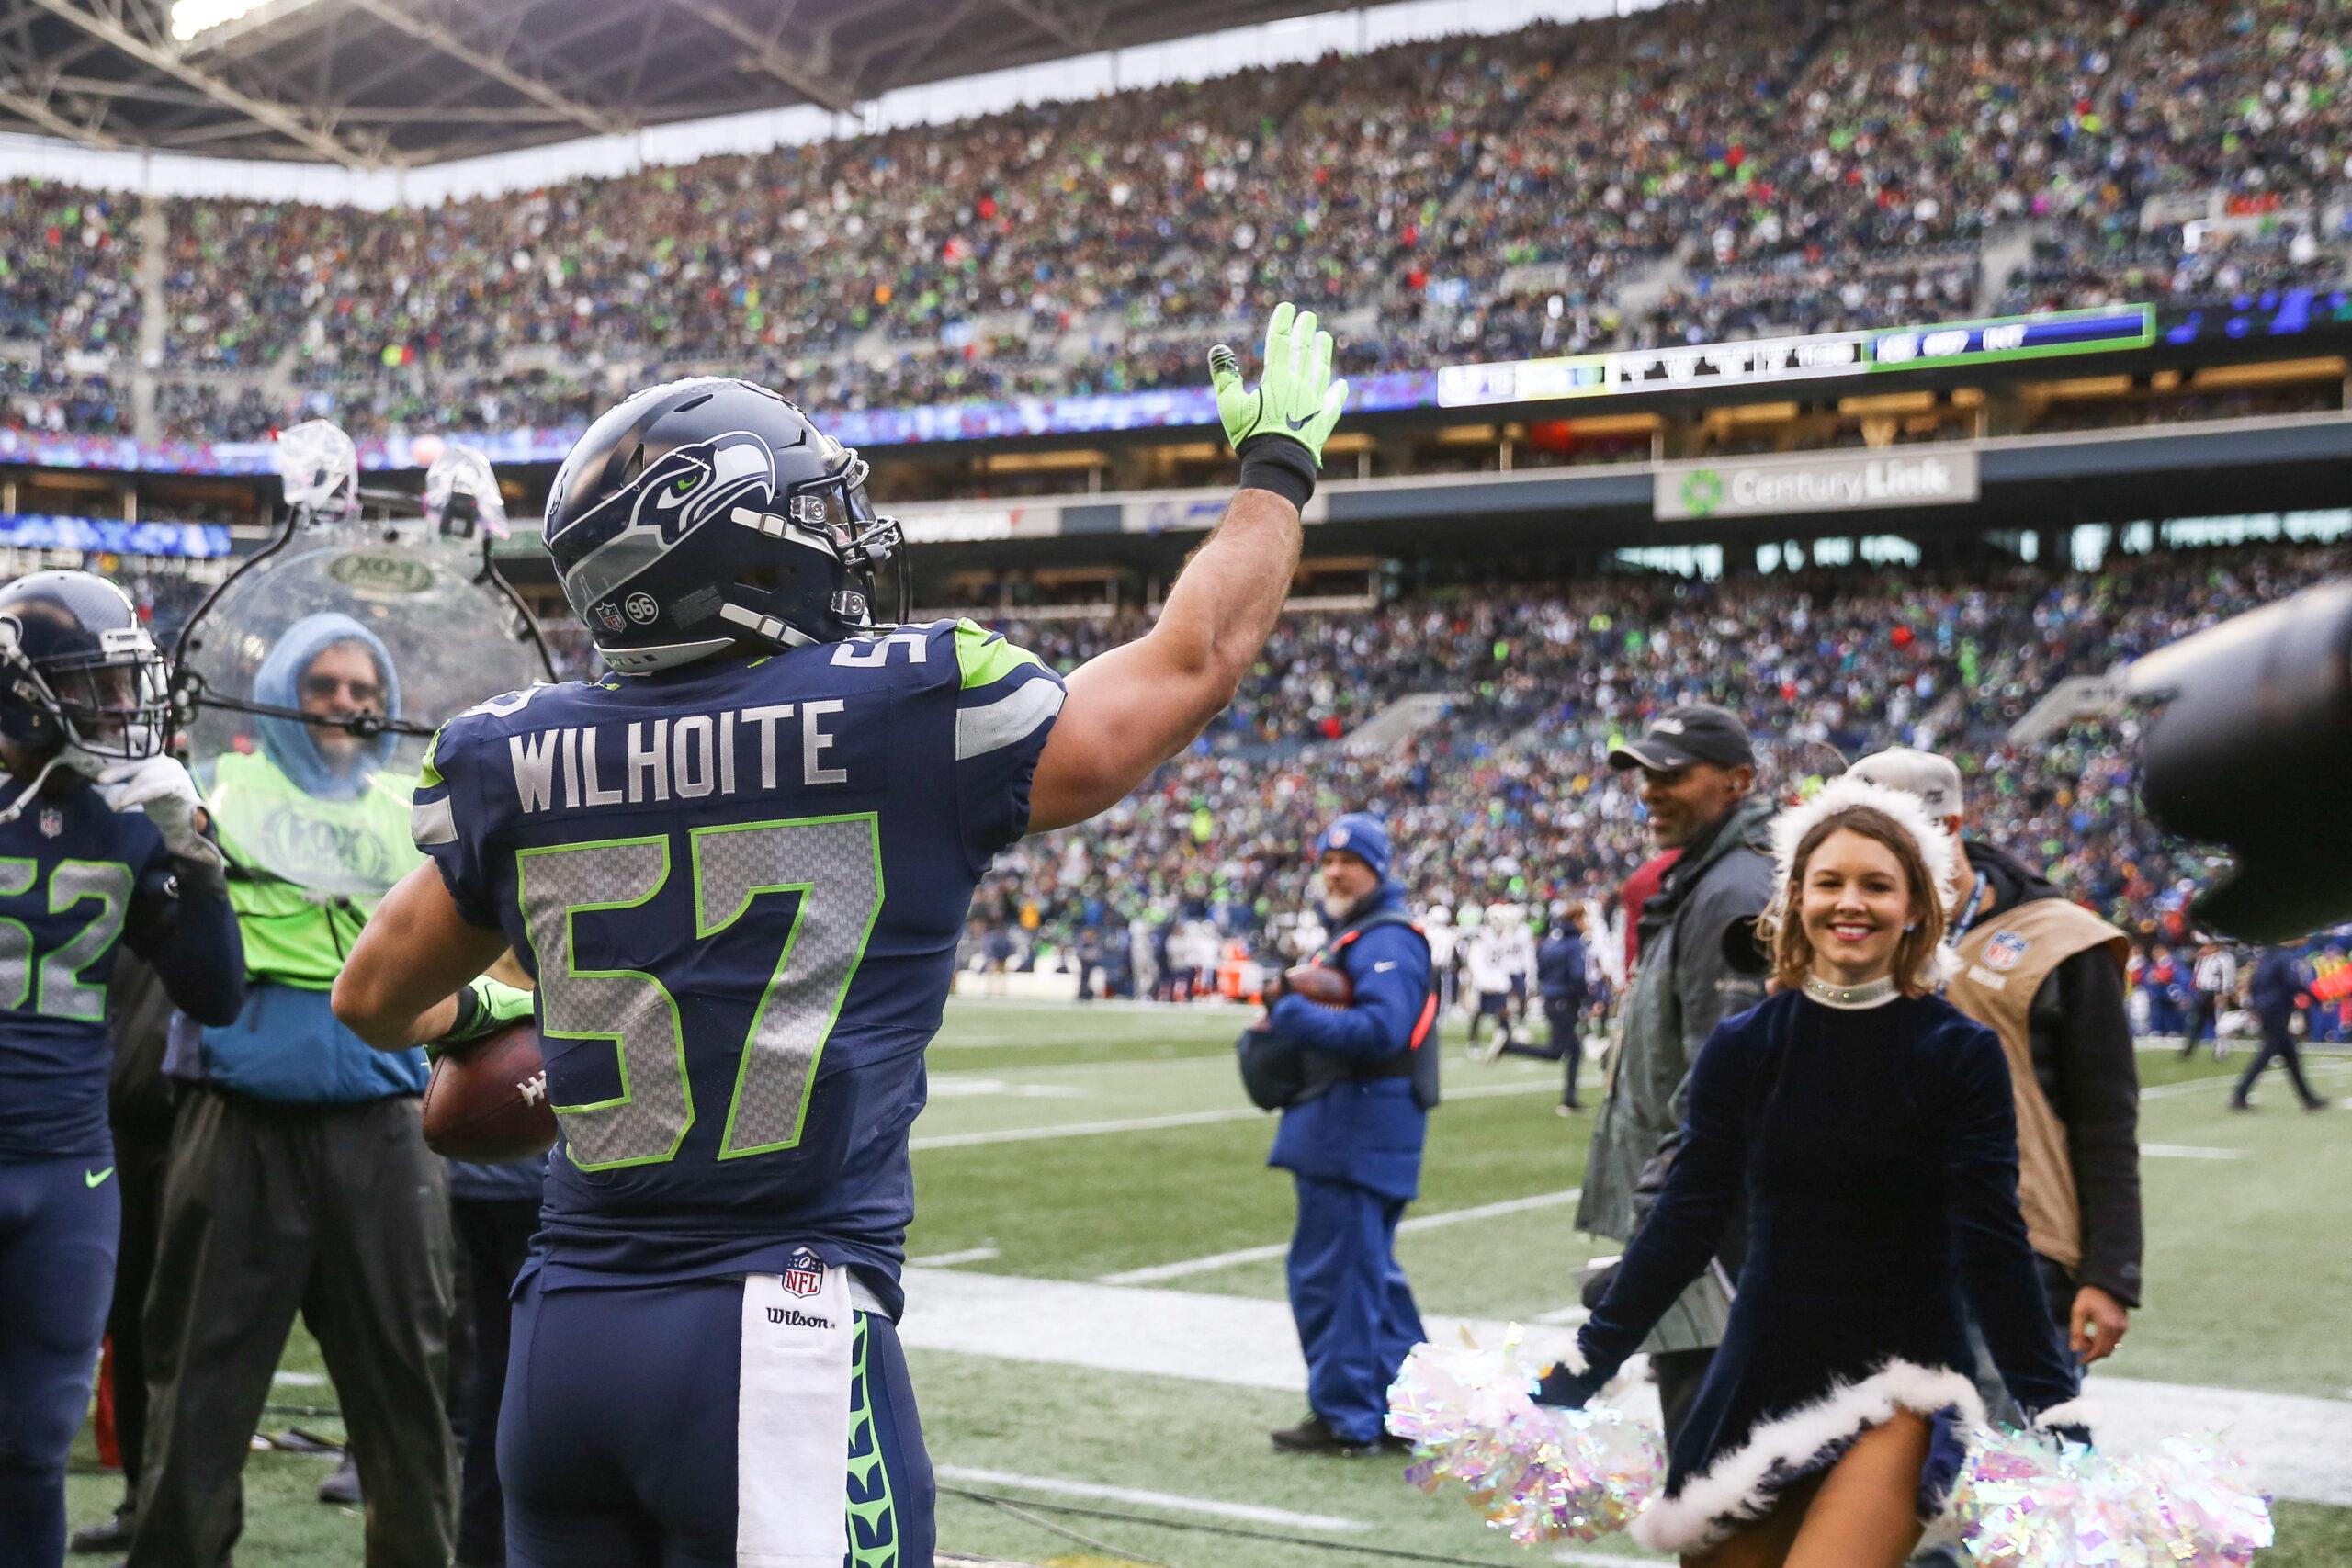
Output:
top-left (0, 571), bottom-right (243, 1566)
top-left (334, 303), bottom-right (1348, 1567)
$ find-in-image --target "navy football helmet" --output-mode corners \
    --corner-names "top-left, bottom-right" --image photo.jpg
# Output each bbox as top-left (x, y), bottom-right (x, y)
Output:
top-left (542, 378), bottom-right (908, 674)
top-left (0, 570), bottom-right (171, 761)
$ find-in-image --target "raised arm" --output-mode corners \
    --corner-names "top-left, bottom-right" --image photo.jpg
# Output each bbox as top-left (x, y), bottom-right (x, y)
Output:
top-left (1027, 302), bottom-right (1347, 833)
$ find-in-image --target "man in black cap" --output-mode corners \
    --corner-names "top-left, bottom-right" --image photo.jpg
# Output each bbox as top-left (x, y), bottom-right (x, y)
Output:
top-left (1576, 705), bottom-right (1775, 1442)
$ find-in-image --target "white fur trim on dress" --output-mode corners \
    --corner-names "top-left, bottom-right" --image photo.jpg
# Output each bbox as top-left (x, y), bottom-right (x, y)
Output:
top-left (1630, 1358), bottom-right (1986, 1556)
top-left (2031, 1397), bottom-right (2093, 1429)
top-left (1761, 775), bottom-right (1966, 993)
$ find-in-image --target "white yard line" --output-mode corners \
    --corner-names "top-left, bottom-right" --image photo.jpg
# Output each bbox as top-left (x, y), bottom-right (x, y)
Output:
top-left (270, 1371), bottom-right (326, 1387)
top-left (945, 997), bottom-right (1243, 1016)
top-left (1533, 1304), bottom-right (1590, 1325)
top-left (935, 1463), bottom-right (1363, 1531)
top-left (1099, 1188), bottom-right (1583, 1285)
top-left (2142, 1144), bottom-right (2251, 1160)
top-left (899, 1269), bottom-right (2352, 1507)
top-left (911, 1076), bottom-right (1559, 1151)
top-left (910, 1246), bottom-right (1001, 1268)
top-left (1552, 1551), bottom-right (1661, 1567)
top-left (913, 1107), bottom-right (1259, 1150)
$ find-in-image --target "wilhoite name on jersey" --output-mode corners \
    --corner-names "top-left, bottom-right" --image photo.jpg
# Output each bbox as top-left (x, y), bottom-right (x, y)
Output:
top-left (413, 618), bottom-right (1068, 1303)
top-left (504, 701), bottom-right (857, 813)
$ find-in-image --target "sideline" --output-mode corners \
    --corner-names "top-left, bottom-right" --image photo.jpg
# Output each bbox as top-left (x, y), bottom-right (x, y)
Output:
top-left (899, 1269), bottom-right (2352, 1507)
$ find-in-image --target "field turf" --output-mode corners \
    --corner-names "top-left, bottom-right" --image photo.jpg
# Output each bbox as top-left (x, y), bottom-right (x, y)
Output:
top-left (68, 998), bottom-right (2352, 1565)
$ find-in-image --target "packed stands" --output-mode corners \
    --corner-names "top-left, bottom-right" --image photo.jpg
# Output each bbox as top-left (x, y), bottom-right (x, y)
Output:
top-left (958, 540), bottom-right (2345, 964)
top-left (1, 0), bottom-right (2346, 446)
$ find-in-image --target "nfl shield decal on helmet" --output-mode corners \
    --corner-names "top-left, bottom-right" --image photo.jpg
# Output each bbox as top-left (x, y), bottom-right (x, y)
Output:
top-left (783, 1247), bottom-right (824, 1299)
top-left (1984, 931), bottom-right (2031, 972)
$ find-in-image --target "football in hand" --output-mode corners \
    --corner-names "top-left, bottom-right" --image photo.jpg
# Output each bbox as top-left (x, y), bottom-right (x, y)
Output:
top-left (1282, 964), bottom-right (1353, 1008)
top-left (422, 1021), bottom-right (557, 1162)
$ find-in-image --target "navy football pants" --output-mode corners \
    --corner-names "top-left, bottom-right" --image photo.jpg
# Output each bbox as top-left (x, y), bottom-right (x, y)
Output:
top-left (1286, 1175), bottom-right (1425, 1444)
top-left (0, 1155), bottom-right (119, 1568)
top-left (500, 1270), bottom-right (933, 1567)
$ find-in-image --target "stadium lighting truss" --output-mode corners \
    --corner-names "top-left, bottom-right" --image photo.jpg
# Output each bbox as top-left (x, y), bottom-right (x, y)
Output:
top-left (0, 0), bottom-right (1366, 166)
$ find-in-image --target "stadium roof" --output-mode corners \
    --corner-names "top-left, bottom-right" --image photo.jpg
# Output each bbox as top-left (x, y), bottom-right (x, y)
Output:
top-left (0, 0), bottom-right (1419, 167)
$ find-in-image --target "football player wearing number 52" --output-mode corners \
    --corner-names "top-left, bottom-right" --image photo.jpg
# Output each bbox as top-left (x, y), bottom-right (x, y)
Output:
top-left (333, 302), bottom-right (1349, 1568)
top-left (0, 571), bottom-right (243, 1568)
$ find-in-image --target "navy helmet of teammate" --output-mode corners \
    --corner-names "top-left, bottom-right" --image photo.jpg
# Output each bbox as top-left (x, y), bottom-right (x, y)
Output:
top-left (334, 303), bottom-right (1347, 1568)
top-left (0, 570), bottom-right (243, 1567)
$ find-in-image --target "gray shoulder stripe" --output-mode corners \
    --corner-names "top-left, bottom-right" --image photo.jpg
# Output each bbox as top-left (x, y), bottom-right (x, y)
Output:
top-left (956, 677), bottom-right (1065, 761)
top-left (412, 794), bottom-right (458, 848)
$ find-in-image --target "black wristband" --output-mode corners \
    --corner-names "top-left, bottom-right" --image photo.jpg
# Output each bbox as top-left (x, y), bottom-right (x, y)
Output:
top-left (447, 980), bottom-right (487, 1041)
top-left (1237, 434), bottom-right (1317, 510)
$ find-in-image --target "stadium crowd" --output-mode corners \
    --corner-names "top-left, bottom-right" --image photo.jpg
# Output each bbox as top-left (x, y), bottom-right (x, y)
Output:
top-left (3, 0), bottom-right (2349, 442)
top-left (958, 540), bottom-right (2345, 1002)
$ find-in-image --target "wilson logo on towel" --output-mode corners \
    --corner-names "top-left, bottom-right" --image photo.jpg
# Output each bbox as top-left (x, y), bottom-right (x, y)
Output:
top-left (764, 1307), bottom-right (834, 1329)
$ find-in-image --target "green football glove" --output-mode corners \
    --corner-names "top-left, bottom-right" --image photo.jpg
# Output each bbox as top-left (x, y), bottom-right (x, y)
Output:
top-left (1208, 301), bottom-right (1350, 484)
top-left (427, 976), bottom-right (534, 1062)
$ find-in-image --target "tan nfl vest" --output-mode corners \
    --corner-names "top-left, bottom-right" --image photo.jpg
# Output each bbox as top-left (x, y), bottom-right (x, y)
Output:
top-left (1944, 897), bottom-right (2128, 1272)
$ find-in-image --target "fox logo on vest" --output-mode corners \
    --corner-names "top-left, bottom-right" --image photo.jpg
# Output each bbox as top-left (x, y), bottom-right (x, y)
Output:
top-left (782, 1247), bottom-right (824, 1299)
top-left (1983, 931), bottom-right (2031, 972)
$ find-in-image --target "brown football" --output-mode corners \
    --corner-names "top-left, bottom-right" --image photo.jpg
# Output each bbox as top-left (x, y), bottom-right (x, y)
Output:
top-left (422, 1021), bottom-right (557, 1163)
top-left (1282, 964), bottom-right (1353, 1008)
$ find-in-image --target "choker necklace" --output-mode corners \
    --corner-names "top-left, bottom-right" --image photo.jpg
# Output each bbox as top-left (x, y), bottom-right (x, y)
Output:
top-left (1803, 973), bottom-right (1899, 1010)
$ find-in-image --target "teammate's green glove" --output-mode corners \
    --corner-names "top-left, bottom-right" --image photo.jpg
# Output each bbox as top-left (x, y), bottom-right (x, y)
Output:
top-left (1208, 301), bottom-right (1350, 507)
top-left (427, 976), bottom-right (534, 1061)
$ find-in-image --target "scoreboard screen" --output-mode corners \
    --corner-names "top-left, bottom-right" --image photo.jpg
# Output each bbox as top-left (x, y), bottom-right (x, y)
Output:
top-left (1439, 306), bottom-right (2158, 408)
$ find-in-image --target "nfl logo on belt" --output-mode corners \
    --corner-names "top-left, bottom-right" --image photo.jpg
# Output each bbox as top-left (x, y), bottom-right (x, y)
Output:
top-left (1984, 931), bottom-right (2030, 973)
top-left (782, 1247), bottom-right (823, 1299)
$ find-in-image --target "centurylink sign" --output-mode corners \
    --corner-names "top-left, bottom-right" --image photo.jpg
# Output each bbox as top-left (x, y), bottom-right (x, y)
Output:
top-left (1655, 451), bottom-right (1980, 522)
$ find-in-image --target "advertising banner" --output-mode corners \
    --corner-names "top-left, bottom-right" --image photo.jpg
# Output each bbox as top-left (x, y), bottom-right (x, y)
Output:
top-left (1654, 451), bottom-right (1980, 521)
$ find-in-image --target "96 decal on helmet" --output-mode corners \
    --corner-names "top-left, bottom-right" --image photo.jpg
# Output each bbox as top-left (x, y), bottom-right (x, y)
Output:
top-left (542, 378), bottom-right (910, 674)
top-left (0, 570), bottom-right (172, 762)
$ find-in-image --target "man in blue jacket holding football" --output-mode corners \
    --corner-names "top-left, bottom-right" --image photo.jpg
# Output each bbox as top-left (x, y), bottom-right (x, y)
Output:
top-left (1263, 813), bottom-right (1440, 1456)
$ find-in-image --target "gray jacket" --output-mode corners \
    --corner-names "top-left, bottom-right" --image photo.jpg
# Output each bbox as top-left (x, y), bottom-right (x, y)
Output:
top-left (1577, 795), bottom-right (1775, 1352)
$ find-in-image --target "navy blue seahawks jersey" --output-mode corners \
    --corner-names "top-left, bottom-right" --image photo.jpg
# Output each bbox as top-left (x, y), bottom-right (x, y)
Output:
top-left (0, 781), bottom-right (175, 1162)
top-left (414, 619), bottom-right (1064, 1305)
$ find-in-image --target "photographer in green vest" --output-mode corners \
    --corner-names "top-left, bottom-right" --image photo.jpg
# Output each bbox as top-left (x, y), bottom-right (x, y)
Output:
top-left (131, 610), bottom-right (457, 1568)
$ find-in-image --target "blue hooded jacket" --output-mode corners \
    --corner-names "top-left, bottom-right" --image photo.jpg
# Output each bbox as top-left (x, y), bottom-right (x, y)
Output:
top-left (1266, 879), bottom-right (1431, 1200)
top-left (254, 612), bottom-right (402, 799)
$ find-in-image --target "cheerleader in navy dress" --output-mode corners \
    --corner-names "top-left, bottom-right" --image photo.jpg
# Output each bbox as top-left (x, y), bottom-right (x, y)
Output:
top-left (1540, 779), bottom-right (2086, 1562)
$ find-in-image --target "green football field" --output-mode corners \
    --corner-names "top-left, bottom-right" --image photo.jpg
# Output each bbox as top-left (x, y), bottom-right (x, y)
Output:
top-left (68, 999), bottom-right (2352, 1566)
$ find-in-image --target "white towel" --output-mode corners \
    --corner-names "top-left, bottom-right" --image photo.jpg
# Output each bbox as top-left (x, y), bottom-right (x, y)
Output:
top-left (736, 1260), bottom-right (854, 1568)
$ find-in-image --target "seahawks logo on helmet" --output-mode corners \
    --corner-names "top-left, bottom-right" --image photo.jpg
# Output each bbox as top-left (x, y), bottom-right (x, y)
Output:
top-left (544, 378), bottom-right (912, 673)
top-left (553, 430), bottom-right (776, 595)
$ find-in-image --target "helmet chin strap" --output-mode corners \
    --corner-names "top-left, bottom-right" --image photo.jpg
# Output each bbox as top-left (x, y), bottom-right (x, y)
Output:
top-left (0, 750), bottom-right (78, 828)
